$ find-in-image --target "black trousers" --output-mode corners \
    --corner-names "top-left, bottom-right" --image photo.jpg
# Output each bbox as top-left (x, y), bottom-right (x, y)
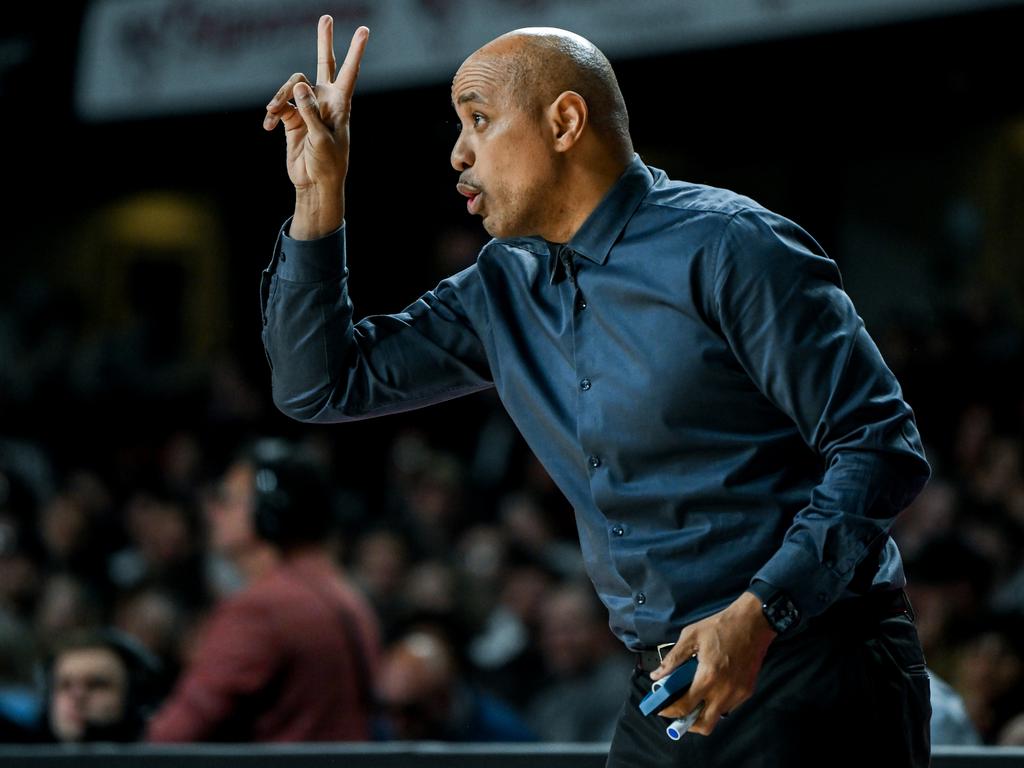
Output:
top-left (607, 595), bottom-right (931, 768)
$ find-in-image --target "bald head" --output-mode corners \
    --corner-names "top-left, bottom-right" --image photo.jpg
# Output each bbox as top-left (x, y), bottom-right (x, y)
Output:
top-left (464, 27), bottom-right (631, 155)
top-left (450, 27), bottom-right (634, 241)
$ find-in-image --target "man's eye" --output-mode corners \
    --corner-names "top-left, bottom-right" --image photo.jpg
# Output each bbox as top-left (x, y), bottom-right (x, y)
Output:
top-left (472, 113), bottom-right (485, 127)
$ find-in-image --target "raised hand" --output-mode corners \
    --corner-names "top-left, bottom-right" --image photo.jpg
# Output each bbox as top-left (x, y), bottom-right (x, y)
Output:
top-left (264, 16), bottom-right (369, 239)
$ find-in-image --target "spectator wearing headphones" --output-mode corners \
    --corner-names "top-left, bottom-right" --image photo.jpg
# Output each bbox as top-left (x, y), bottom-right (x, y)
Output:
top-left (44, 628), bottom-right (163, 743)
top-left (146, 439), bottom-right (380, 742)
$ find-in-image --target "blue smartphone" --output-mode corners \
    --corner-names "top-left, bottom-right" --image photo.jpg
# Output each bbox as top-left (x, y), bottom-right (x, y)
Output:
top-left (639, 656), bottom-right (698, 716)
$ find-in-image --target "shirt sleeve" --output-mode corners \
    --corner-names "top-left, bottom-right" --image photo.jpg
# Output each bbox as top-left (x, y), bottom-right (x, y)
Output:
top-left (260, 218), bottom-right (494, 424)
top-left (710, 208), bottom-right (931, 623)
top-left (146, 598), bottom-right (279, 742)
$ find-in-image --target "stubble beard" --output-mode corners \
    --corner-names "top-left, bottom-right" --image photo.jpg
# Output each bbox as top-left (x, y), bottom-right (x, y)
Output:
top-left (481, 182), bottom-right (548, 240)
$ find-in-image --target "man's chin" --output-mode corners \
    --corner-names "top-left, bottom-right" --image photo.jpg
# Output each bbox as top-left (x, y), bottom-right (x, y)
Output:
top-left (481, 215), bottom-right (528, 240)
top-left (481, 215), bottom-right (501, 237)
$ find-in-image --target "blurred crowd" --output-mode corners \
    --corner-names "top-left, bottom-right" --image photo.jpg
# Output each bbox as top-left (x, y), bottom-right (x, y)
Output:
top-left (1, 257), bottom-right (1023, 747)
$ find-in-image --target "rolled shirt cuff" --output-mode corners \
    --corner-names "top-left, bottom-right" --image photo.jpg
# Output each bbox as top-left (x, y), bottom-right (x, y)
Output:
top-left (749, 539), bottom-right (849, 626)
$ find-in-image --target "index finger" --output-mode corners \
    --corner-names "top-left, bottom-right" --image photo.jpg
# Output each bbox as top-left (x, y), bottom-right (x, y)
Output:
top-left (316, 15), bottom-right (336, 84)
top-left (332, 25), bottom-right (370, 100)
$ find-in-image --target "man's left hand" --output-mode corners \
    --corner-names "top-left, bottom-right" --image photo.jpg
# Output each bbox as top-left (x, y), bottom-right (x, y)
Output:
top-left (650, 590), bottom-right (777, 735)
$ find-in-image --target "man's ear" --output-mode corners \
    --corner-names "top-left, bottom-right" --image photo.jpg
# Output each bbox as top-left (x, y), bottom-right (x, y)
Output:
top-left (547, 91), bottom-right (588, 152)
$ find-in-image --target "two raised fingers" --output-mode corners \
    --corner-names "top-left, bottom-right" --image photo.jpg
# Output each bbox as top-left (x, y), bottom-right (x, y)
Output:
top-left (315, 16), bottom-right (369, 109)
top-left (264, 19), bottom-right (369, 131)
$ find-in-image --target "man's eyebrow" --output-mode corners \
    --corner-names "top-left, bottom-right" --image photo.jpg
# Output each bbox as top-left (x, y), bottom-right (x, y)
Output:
top-left (455, 90), bottom-right (488, 106)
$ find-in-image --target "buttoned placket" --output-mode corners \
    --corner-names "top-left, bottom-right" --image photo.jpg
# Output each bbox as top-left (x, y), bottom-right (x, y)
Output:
top-left (560, 247), bottom-right (596, 473)
top-left (562, 246), bottom-right (629, 562)
top-left (559, 244), bottom-right (641, 615)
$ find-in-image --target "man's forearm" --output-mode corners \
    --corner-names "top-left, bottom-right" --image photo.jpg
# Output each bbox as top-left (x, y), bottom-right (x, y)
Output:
top-left (261, 220), bottom-right (494, 424)
top-left (750, 438), bottom-right (930, 624)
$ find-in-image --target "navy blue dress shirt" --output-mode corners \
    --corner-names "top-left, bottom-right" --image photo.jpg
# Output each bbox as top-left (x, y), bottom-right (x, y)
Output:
top-left (261, 154), bottom-right (930, 650)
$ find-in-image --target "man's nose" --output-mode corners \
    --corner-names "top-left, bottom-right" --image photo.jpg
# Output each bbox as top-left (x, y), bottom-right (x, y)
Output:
top-left (65, 683), bottom-right (88, 704)
top-left (450, 132), bottom-right (473, 172)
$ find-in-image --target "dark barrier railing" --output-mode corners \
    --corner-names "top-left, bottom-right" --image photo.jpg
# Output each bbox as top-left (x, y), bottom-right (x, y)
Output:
top-left (0, 744), bottom-right (1023, 767)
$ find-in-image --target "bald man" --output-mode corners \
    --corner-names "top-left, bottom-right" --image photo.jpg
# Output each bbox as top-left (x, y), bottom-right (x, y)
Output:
top-left (261, 18), bottom-right (931, 767)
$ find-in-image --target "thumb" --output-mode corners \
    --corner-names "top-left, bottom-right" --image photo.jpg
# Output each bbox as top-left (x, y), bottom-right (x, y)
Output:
top-left (293, 82), bottom-right (330, 141)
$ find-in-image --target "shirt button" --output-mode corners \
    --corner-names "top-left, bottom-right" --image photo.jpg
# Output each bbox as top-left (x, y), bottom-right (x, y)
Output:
top-left (576, 297), bottom-right (587, 311)
top-left (279, 252), bottom-right (287, 262)
top-left (636, 592), bottom-right (647, 605)
top-left (588, 455), bottom-right (601, 469)
top-left (612, 525), bottom-right (625, 537)
top-left (579, 378), bottom-right (592, 391)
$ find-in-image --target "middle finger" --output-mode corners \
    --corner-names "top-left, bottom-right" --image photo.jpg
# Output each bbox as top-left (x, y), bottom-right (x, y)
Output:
top-left (317, 15), bottom-right (336, 84)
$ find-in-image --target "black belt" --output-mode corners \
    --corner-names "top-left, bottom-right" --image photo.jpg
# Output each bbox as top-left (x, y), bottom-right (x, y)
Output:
top-left (635, 589), bottom-right (914, 674)
top-left (637, 643), bottom-right (677, 674)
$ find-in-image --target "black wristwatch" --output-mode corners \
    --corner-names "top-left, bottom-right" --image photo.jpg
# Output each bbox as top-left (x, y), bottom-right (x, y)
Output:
top-left (760, 589), bottom-right (801, 635)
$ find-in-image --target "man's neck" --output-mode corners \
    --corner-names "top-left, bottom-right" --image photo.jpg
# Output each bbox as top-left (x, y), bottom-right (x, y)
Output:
top-left (233, 544), bottom-right (279, 582)
top-left (541, 150), bottom-right (631, 244)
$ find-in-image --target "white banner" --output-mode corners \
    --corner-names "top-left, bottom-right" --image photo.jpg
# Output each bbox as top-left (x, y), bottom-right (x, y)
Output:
top-left (75, 0), bottom-right (1019, 120)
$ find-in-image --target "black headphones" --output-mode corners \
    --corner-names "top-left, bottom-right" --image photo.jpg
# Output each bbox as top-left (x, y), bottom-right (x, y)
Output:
top-left (244, 439), bottom-right (334, 548)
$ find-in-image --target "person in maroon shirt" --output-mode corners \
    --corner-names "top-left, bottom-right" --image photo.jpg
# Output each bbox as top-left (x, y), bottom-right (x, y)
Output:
top-left (147, 440), bottom-right (380, 742)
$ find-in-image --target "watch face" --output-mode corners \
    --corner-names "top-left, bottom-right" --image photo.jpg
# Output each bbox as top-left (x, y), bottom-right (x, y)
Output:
top-left (765, 594), bottom-right (799, 634)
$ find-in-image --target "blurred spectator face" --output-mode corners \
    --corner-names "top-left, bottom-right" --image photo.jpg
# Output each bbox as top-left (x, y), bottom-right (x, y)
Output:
top-left (540, 585), bottom-right (604, 677)
top-left (407, 458), bottom-right (463, 530)
top-left (34, 574), bottom-right (100, 644)
top-left (500, 495), bottom-right (551, 551)
top-left (956, 629), bottom-right (1024, 739)
top-left (50, 647), bottom-right (128, 742)
top-left (955, 403), bottom-right (993, 475)
top-left (353, 530), bottom-right (409, 602)
top-left (204, 463), bottom-right (259, 558)
top-left (38, 471), bottom-right (111, 566)
top-left (125, 493), bottom-right (192, 568)
top-left (376, 632), bottom-right (454, 740)
top-left (905, 583), bottom-right (958, 657)
top-left (1000, 712), bottom-right (1024, 746)
top-left (40, 495), bottom-right (89, 562)
top-left (404, 560), bottom-right (458, 615)
top-left (500, 562), bottom-right (551, 627)
top-left (457, 525), bottom-right (507, 584)
top-left (973, 437), bottom-right (1023, 504)
top-left (114, 589), bottom-right (183, 664)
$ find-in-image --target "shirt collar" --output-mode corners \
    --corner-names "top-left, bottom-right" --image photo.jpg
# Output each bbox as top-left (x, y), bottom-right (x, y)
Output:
top-left (547, 154), bottom-right (653, 284)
